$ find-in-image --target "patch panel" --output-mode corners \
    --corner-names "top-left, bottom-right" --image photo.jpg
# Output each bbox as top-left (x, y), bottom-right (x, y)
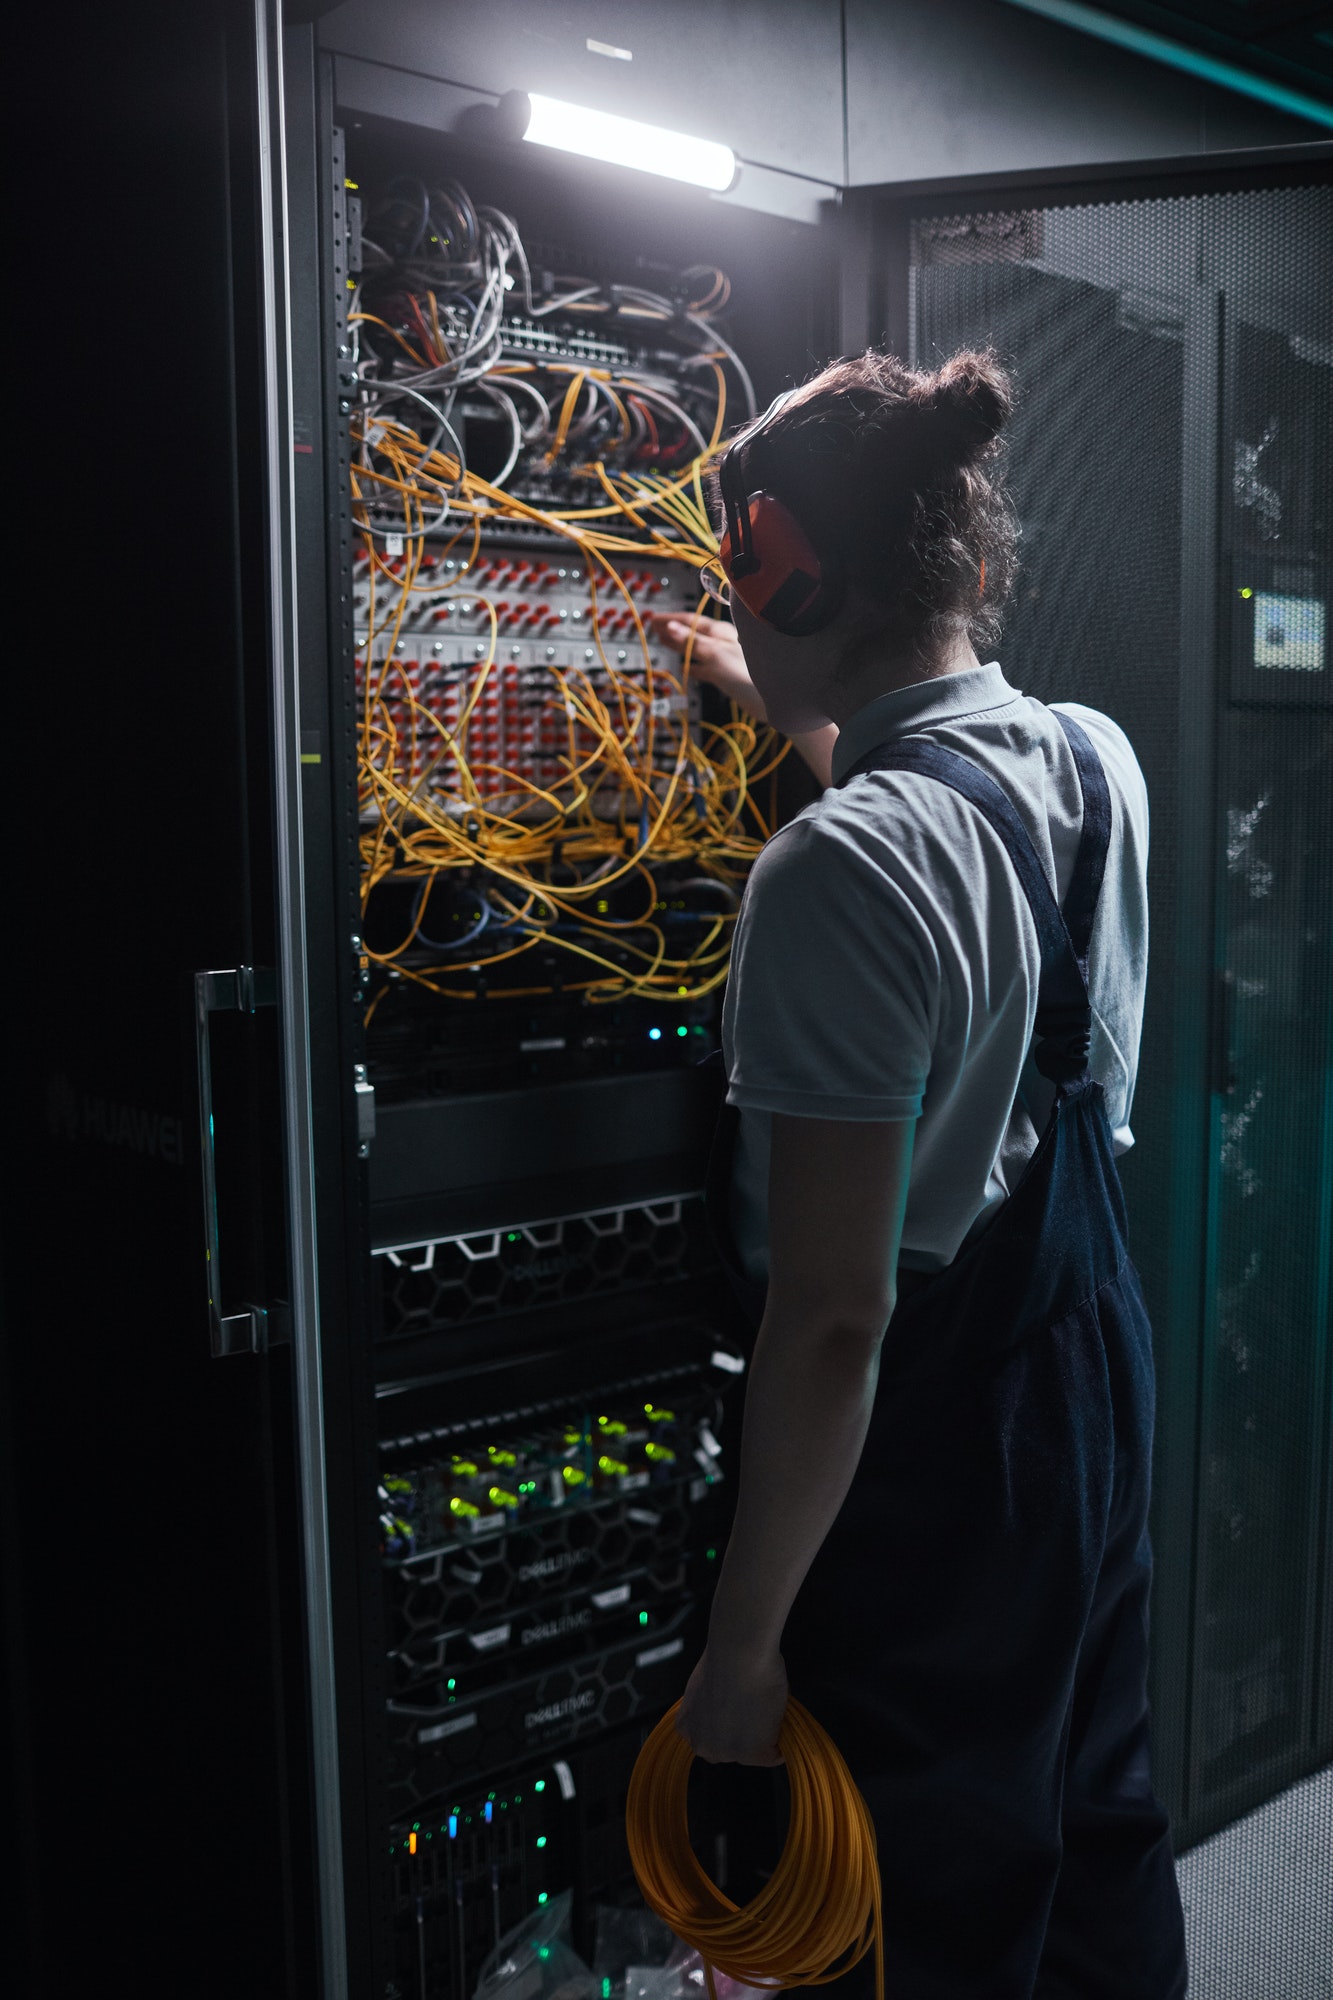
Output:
top-left (496, 313), bottom-right (638, 368)
top-left (355, 539), bottom-right (703, 815)
top-left (378, 1392), bottom-right (724, 1564)
top-left (378, 1392), bottom-right (720, 1560)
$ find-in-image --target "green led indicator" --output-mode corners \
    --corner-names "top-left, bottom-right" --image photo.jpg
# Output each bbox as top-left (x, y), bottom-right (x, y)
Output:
top-left (536, 1835), bottom-right (547, 1848)
top-left (1240, 587), bottom-right (1254, 599)
top-left (676, 1024), bottom-right (688, 1037)
top-left (447, 1678), bottom-right (456, 1690)
top-left (603, 1982), bottom-right (612, 1998)
top-left (538, 1893), bottom-right (549, 1905)
top-left (706, 1547), bottom-right (717, 1560)
top-left (507, 1231), bottom-right (521, 1241)
top-left (639, 1611), bottom-right (649, 1625)
top-left (535, 1780), bottom-right (546, 1792)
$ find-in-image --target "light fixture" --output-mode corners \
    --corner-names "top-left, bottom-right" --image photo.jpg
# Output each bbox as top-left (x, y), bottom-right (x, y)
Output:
top-left (516, 92), bottom-right (736, 192)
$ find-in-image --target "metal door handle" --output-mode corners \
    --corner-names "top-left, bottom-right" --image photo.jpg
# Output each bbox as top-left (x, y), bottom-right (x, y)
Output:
top-left (195, 965), bottom-right (290, 1357)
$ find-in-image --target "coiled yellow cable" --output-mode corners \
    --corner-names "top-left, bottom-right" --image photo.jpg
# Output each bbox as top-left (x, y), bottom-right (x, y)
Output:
top-left (627, 1697), bottom-right (884, 2000)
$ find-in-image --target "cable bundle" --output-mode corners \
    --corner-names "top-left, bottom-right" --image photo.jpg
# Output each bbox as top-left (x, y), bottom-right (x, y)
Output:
top-left (626, 1697), bottom-right (884, 2000)
top-left (345, 176), bottom-right (789, 1012)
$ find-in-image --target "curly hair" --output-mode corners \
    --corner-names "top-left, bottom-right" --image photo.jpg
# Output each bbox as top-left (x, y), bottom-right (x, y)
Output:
top-left (727, 348), bottom-right (1018, 672)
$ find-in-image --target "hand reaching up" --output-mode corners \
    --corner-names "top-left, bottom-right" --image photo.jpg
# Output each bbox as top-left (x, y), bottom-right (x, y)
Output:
top-left (645, 611), bottom-right (768, 724)
top-left (646, 609), bottom-right (836, 788)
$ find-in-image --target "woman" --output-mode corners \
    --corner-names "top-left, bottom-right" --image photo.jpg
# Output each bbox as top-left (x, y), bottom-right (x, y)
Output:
top-left (646, 349), bottom-right (1188, 1998)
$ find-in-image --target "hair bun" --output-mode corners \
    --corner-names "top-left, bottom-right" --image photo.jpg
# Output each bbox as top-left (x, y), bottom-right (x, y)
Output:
top-left (922, 350), bottom-right (1013, 466)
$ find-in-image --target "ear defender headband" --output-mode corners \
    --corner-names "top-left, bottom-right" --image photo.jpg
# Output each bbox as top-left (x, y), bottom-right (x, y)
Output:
top-left (717, 391), bottom-right (845, 638)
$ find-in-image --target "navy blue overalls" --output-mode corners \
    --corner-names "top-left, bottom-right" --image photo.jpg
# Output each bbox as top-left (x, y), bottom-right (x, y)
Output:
top-left (704, 713), bottom-right (1188, 1999)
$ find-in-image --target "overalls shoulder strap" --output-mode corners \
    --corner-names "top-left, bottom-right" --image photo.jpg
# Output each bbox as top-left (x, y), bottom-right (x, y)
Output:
top-left (837, 710), bottom-right (1113, 1086)
top-left (1047, 711), bottom-right (1112, 978)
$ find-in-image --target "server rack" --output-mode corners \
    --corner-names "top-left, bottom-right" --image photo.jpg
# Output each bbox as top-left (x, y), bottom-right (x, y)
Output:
top-left (280, 26), bottom-right (845, 1996)
top-left (10, 5), bottom-right (1330, 1996)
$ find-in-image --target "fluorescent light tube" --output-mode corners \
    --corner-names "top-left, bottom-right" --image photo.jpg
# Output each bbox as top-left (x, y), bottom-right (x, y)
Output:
top-left (521, 93), bottom-right (736, 191)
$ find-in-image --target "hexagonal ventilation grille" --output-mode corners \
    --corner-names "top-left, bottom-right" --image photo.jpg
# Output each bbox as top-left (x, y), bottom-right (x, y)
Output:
top-left (375, 1196), bottom-right (713, 1338)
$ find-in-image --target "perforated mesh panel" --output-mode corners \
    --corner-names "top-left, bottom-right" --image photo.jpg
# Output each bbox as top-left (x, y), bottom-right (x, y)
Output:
top-left (910, 183), bottom-right (1332, 1979)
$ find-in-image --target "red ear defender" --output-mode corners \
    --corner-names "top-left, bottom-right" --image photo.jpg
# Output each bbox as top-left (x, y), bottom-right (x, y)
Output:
top-left (717, 412), bottom-right (843, 637)
top-left (718, 493), bottom-right (836, 635)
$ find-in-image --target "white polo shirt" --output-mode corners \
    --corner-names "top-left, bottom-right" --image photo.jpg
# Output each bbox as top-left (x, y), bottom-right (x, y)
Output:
top-left (721, 660), bottom-right (1149, 1276)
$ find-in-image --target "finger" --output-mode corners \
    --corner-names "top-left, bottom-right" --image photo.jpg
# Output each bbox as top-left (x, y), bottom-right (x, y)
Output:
top-left (649, 612), bottom-right (718, 641)
top-left (664, 622), bottom-right (734, 670)
top-left (656, 616), bottom-right (710, 649)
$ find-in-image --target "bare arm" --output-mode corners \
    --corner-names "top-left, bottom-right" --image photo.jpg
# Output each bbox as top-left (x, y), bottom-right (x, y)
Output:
top-left (647, 611), bottom-right (838, 788)
top-left (676, 1111), bottom-right (916, 1764)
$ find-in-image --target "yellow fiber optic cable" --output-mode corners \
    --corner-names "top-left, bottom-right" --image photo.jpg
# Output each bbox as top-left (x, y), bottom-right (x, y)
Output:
top-left (627, 1697), bottom-right (884, 2000)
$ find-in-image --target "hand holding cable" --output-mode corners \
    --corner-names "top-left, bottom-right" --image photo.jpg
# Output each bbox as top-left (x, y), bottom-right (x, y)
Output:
top-left (675, 1640), bottom-right (788, 1768)
top-left (628, 1687), bottom-right (884, 2000)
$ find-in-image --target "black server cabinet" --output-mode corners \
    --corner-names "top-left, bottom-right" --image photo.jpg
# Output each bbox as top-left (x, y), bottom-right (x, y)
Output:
top-left (280, 23), bottom-right (841, 1998)
top-left (848, 166), bottom-right (1333, 1850)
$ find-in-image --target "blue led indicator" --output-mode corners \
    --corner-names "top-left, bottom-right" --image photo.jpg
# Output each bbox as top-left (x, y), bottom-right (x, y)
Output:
top-left (449, 1816), bottom-right (458, 1838)
top-left (483, 1801), bottom-right (493, 1824)
top-left (648, 1027), bottom-right (661, 1041)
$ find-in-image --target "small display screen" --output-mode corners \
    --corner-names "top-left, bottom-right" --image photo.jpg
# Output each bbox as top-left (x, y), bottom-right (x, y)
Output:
top-left (1252, 593), bottom-right (1325, 673)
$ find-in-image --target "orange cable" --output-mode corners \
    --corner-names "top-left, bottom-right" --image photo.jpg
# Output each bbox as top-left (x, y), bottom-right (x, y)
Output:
top-left (627, 1696), bottom-right (884, 2000)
